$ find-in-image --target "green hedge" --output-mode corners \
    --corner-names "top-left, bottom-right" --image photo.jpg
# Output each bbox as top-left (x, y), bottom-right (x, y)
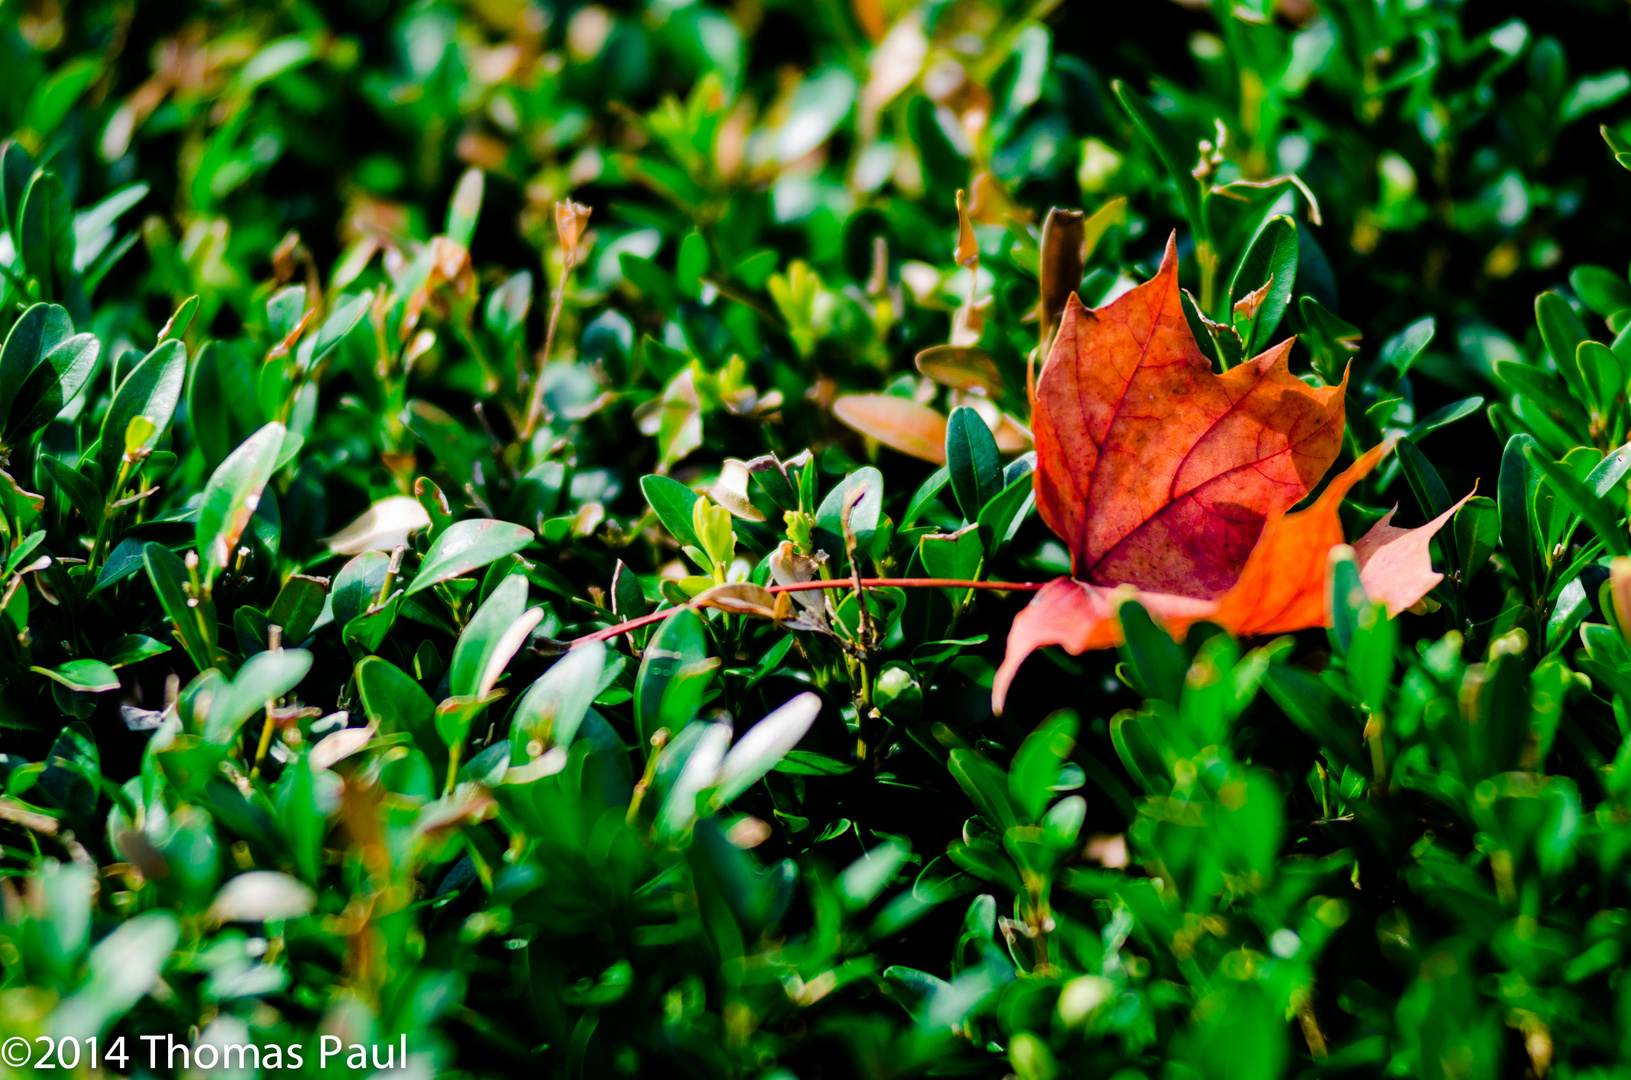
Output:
top-left (5, 2), bottom-right (1631, 1077)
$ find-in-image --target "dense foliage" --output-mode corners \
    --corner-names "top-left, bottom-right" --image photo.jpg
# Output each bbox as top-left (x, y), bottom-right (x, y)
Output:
top-left (6, 1), bottom-right (1631, 1077)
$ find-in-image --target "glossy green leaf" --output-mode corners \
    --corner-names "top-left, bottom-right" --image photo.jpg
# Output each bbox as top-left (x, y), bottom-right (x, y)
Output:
top-left (945, 406), bottom-right (1002, 521)
top-left (195, 422), bottom-right (285, 589)
top-left (1228, 214), bottom-right (1297, 353)
top-left (201, 648), bottom-right (313, 746)
top-left (510, 641), bottom-right (606, 756)
top-left (99, 337), bottom-right (186, 487)
top-left (406, 519), bottom-right (533, 595)
top-left (143, 542), bottom-right (217, 672)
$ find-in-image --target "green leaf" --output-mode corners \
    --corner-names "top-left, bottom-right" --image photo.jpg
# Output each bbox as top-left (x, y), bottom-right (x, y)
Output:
top-left (1397, 438), bottom-right (1452, 519)
top-left (948, 749), bottom-right (1019, 832)
top-left (1524, 443), bottom-right (1630, 556)
top-left (157, 295), bottom-right (199, 343)
top-left (1453, 496), bottom-right (1500, 581)
top-left (634, 607), bottom-right (711, 743)
top-left (1536, 291), bottom-right (1590, 402)
top-left (976, 470), bottom-right (1035, 554)
top-left (1261, 665), bottom-right (1368, 775)
top-left (837, 839), bottom-right (911, 911)
top-left (919, 525), bottom-right (983, 582)
top-left (485, 271), bottom-right (532, 340)
top-left (1408, 396), bottom-right (1485, 441)
top-left (1009, 711), bottom-right (1078, 822)
top-left (0, 302), bottom-right (73, 432)
top-left (903, 466), bottom-right (951, 526)
top-left (716, 692), bottom-right (822, 803)
top-left (1579, 340), bottom-right (1624, 420)
top-left (1588, 441), bottom-right (1631, 500)
top-left (304, 291), bottom-right (371, 370)
top-left (510, 641), bottom-right (606, 756)
top-left (1379, 316), bottom-right (1436, 382)
top-left (104, 634), bottom-right (170, 668)
top-left (641, 474), bottom-right (703, 550)
top-left (1298, 295), bottom-right (1361, 385)
top-left (1499, 434), bottom-right (1540, 595)
top-left (201, 648), bottom-right (313, 746)
top-left (267, 575), bottom-right (328, 644)
top-left (32, 659), bottom-right (120, 693)
top-left (1116, 601), bottom-right (1189, 706)
top-left (8, 330), bottom-right (100, 441)
top-left (815, 466), bottom-right (884, 565)
top-left (99, 337), bottom-right (187, 488)
top-left (195, 422), bottom-right (286, 590)
top-left (406, 519), bottom-right (533, 595)
top-left (18, 169), bottom-right (71, 302)
top-left (449, 574), bottom-right (538, 698)
top-left (945, 406), bottom-right (1002, 521)
top-left (1229, 214), bottom-right (1297, 353)
top-left (23, 56), bottom-right (100, 137)
top-left (1327, 548), bottom-right (1366, 654)
top-left (1570, 264), bottom-right (1631, 317)
top-left (445, 168), bottom-right (484, 248)
top-left (266, 285), bottom-right (306, 342)
top-left (49, 912), bottom-right (179, 1038)
top-left (1495, 360), bottom-right (1588, 437)
top-left (1345, 603), bottom-right (1396, 718)
top-left (1110, 80), bottom-right (1203, 236)
top-left (331, 551), bottom-right (391, 626)
top-left (143, 542), bottom-right (217, 672)
top-left (40, 455), bottom-right (103, 531)
top-left (356, 656), bottom-right (441, 766)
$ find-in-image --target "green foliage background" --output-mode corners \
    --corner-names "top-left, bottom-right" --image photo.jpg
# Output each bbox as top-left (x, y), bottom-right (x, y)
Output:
top-left (6, 0), bottom-right (1631, 1077)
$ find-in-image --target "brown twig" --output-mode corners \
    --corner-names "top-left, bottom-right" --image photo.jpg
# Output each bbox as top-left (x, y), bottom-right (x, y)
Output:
top-left (567, 577), bottom-right (1046, 648)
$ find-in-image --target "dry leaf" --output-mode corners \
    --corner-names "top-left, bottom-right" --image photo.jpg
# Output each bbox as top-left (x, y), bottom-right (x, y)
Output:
top-left (556, 200), bottom-right (593, 267)
top-left (1034, 233), bottom-right (1346, 599)
top-left (691, 582), bottom-right (779, 619)
top-left (832, 394), bottom-right (948, 464)
top-left (1038, 207), bottom-right (1086, 334)
top-left (915, 345), bottom-right (1003, 396)
top-left (1353, 492), bottom-right (1475, 616)
top-left (954, 188), bottom-right (977, 267)
top-left (994, 236), bottom-right (1469, 713)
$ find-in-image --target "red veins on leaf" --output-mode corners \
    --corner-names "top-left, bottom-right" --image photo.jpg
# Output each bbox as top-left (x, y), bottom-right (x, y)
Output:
top-left (994, 235), bottom-right (1469, 713)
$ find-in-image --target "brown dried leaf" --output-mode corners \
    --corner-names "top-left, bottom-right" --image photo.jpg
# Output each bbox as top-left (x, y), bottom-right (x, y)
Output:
top-left (915, 345), bottom-right (1003, 397)
top-left (832, 394), bottom-right (948, 464)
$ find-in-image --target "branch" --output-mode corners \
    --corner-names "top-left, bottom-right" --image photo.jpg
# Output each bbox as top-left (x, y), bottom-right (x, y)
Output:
top-left (568, 577), bottom-right (1047, 648)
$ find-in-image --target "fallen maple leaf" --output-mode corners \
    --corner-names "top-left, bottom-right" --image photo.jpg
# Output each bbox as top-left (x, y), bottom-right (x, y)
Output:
top-left (994, 236), bottom-right (1467, 713)
top-left (1035, 234), bottom-right (1347, 598)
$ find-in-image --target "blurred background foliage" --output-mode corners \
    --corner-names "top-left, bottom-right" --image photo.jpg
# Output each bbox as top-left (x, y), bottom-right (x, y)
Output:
top-left (7, 0), bottom-right (1631, 1077)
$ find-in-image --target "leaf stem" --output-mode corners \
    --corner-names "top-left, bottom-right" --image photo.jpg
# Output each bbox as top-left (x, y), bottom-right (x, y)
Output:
top-left (568, 577), bottom-right (1046, 647)
top-left (87, 457), bottom-right (136, 573)
top-left (520, 249), bottom-right (577, 441)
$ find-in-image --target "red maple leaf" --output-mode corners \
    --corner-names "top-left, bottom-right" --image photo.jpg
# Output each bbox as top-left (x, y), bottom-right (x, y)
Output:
top-left (995, 236), bottom-right (1467, 712)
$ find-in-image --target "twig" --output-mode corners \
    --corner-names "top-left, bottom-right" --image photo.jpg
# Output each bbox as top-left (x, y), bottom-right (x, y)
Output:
top-left (520, 257), bottom-right (572, 440)
top-left (567, 577), bottom-right (1046, 648)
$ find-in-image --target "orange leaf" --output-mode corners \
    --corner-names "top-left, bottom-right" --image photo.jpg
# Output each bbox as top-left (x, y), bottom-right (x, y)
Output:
top-left (1207, 441), bottom-right (1390, 635)
top-left (993, 441), bottom-right (1473, 712)
top-left (1033, 233), bottom-right (1347, 599)
top-left (832, 394), bottom-right (947, 464)
top-left (992, 579), bottom-right (1215, 712)
top-left (1354, 491), bottom-right (1473, 616)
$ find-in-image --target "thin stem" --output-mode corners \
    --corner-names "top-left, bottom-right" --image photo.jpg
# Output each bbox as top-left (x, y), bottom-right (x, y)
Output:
top-left (568, 578), bottom-right (1046, 648)
top-left (521, 254), bottom-right (575, 441)
top-left (87, 457), bottom-right (136, 573)
top-left (250, 710), bottom-right (276, 778)
top-left (445, 741), bottom-right (462, 796)
top-left (1364, 710), bottom-right (1387, 798)
top-left (775, 578), bottom-right (1045, 593)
